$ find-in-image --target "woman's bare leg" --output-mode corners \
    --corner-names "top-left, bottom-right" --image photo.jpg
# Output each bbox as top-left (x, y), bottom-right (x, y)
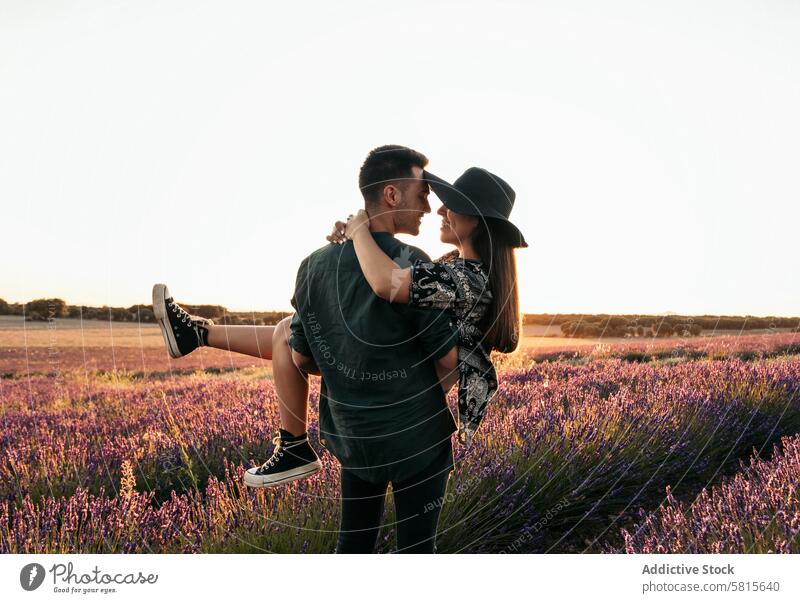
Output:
top-left (152, 285), bottom-right (316, 482)
top-left (206, 324), bottom-right (276, 359)
top-left (271, 316), bottom-right (310, 437)
top-left (242, 315), bottom-right (321, 488)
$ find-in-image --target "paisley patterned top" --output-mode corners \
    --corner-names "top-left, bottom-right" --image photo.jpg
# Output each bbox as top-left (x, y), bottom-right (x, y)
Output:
top-left (409, 249), bottom-right (497, 448)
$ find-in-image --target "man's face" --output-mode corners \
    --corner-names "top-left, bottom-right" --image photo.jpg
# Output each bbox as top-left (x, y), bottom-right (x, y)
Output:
top-left (394, 165), bottom-right (431, 236)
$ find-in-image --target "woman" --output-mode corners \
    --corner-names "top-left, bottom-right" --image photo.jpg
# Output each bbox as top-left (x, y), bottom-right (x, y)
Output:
top-left (152, 166), bottom-right (527, 489)
top-left (330, 167), bottom-right (527, 449)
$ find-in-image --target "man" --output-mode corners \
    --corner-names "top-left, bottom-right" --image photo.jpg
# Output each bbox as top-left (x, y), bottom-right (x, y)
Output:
top-left (288, 145), bottom-right (459, 553)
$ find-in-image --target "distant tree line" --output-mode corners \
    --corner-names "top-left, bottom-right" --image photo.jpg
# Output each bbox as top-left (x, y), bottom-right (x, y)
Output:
top-left (0, 298), bottom-right (290, 326)
top-left (560, 318), bottom-right (703, 338)
top-left (1, 298), bottom-right (798, 333)
top-left (523, 313), bottom-right (800, 335)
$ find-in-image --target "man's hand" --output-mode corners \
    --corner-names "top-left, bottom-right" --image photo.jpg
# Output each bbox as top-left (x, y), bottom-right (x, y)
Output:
top-left (291, 350), bottom-right (320, 375)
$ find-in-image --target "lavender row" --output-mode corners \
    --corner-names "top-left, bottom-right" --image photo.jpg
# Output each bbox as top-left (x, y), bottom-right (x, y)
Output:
top-left (617, 431), bottom-right (800, 553)
top-left (495, 331), bottom-right (800, 368)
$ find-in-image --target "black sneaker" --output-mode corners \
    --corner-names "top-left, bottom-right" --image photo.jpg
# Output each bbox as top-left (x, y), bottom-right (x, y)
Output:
top-left (152, 283), bottom-right (214, 359)
top-left (244, 430), bottom-right (323, 488)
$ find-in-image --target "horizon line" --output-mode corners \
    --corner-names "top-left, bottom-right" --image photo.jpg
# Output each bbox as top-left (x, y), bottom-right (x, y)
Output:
top-left (1, 296), bottom-right (798, 321)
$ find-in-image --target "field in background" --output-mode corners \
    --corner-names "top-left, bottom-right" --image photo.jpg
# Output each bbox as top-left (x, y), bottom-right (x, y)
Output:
top-left (2, 343), bottom-right (799, 553)
top-left (0, 316), bottom-right (268, 375)
top-left (1, 313), bottom-right (799, 553)
top-left (2, 315), bottom-right (796, 376)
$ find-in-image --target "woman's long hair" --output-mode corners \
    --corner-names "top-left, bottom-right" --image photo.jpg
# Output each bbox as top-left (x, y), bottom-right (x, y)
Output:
top-left (471, 218), bottom-right (521, 353)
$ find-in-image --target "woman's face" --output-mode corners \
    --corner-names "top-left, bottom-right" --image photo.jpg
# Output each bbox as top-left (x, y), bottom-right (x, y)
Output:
top-left (437, 205), bottom-right (478, 246)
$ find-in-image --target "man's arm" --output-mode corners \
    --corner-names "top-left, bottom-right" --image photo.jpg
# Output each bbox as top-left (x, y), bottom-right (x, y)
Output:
top-left (434, 345), bottom-right (459, 394)
top-left (289, 311), bottom-right (320, 374)
top-left (287, 257), bottom-right (320, 375)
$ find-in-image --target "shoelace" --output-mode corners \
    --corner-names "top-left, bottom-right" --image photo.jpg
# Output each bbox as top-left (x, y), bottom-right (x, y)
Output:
top-left (168, 300), bottom-right (192, 325)
top-left (258, 435), bottom-right (308, 471)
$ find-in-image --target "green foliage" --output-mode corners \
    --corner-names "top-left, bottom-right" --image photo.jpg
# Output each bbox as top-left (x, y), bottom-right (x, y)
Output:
top-left (24, 298), bottom-right (68, 320)
top-left (1, 296), bottom-right (795, 332)
top-left (180, 304), bottom-right (227, 319)
top-left (529, 313), bottom-right (799, 331)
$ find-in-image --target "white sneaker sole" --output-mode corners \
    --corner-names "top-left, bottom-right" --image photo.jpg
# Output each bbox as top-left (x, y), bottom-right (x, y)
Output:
top-left (243, 460), bottom-right (323, 488)
top-left (152, 283), bottom-right (182, 359)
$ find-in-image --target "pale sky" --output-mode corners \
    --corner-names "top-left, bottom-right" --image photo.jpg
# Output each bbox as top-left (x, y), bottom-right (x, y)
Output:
top-left (1, 0), bottom-right (798, 316)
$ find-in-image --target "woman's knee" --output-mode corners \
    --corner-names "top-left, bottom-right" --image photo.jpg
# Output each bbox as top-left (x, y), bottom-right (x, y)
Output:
top-left (272, 315), bottom-right (293, 349)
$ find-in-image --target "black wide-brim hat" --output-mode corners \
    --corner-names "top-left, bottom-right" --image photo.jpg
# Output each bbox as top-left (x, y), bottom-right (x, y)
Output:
top-left (423, 167), bottom-right (528, 248)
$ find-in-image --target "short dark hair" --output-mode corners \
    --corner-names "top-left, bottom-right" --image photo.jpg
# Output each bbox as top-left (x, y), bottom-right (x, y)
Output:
top-left (358, 145), bottom-right (428, 206)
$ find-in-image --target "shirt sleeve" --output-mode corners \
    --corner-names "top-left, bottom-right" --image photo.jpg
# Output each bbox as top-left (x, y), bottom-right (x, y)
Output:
top-left (400, 247), bottom-right (459, 361)
top-left (415, 310), bottom-right (459, 361)
top-left (288, 310), bottom-right (312, 357)
top-left (287, 258), bottom-right (313, 357)
top-left (408, 260), bottom-right (459, 310)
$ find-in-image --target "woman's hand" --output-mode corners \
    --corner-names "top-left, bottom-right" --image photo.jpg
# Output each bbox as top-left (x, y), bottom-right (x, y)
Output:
top-left (326, 220), bottom-right (347, 244)
top-left (326, 210), bottom-right (370, 245)
top-left (344, 209), bottom-right (370, 240)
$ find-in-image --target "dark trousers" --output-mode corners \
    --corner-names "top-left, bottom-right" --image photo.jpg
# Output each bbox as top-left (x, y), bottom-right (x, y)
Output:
top-left (335, 445), bottom-right (453, 553)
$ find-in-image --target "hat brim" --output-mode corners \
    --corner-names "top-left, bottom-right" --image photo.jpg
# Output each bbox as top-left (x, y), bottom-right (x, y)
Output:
top-left (423, 170), bottom-right (477, 215)
top-left (486, 218), bottom-right (529, 249)
top-left (423, 170), bottom-right (529, 248)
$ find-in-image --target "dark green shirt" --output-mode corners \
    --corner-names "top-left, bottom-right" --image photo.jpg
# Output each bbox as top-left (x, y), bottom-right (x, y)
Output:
top-left (289, 232), bottom-right (458, 483)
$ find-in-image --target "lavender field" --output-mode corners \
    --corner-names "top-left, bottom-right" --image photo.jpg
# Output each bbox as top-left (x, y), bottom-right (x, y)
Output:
top-left (619, 431), bottom-right (800, 554)
top-left (1, 333), bottom-right (799, 553)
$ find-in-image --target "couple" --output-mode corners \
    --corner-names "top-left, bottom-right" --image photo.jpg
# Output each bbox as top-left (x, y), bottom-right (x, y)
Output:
top-left (152, 144), bottom-right (527, 553)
